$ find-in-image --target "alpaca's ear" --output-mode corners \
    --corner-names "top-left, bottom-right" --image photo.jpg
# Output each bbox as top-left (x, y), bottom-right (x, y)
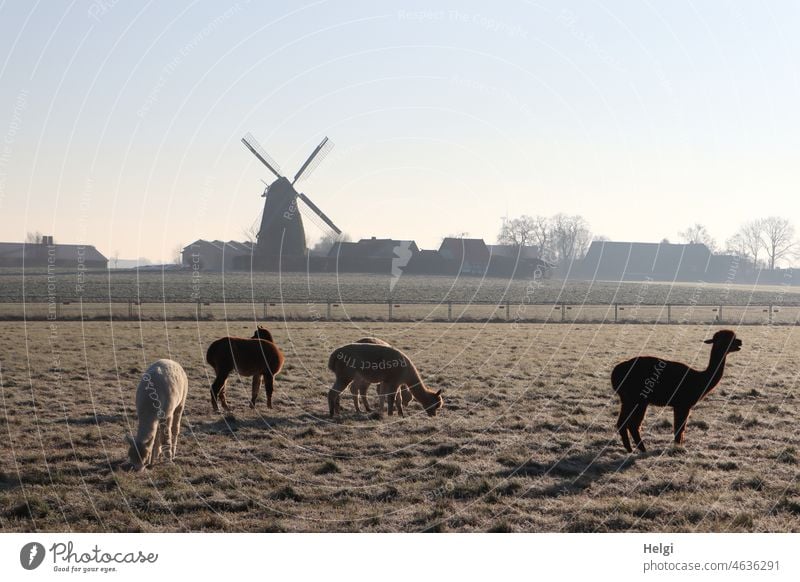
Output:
top-left (124, 434), bottom-right (134, 446)
top-left (435, 389), bottom-right (443, 397)
top-left (703, 339), bottom-right (714, 344)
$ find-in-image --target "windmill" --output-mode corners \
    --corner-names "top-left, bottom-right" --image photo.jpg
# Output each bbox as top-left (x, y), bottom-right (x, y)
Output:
top-left (241, 132), bottom-right (342, 268)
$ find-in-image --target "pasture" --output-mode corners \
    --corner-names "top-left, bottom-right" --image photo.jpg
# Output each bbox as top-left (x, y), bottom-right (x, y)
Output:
top-left (1, 320), bottom-right (799, 532)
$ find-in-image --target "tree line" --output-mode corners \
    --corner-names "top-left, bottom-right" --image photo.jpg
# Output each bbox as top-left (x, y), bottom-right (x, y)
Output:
top-left (497, 215), bottom-right (798, 269)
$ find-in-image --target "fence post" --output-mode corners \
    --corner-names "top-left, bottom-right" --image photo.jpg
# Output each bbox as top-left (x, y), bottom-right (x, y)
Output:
top-left (196, 299), bottom-right (201, 319)
top-left (614, 303), bottom-right (618, 323)
top-left (448, 302), bottom-right (452, 321)
top-left (128, 299), bottom-right (132, 319)
top-left (667, 304), bottom-right (671, 324)
top-left (505, 300), bottom-right (510, 320)
top-left (769, 304), bottom-right (773, 325)
top-left (327, 301), bottom-right (332, 320)
top-left (718, 305), bottom-right (723, 324)
top-left (263, 301), bottom-right (267, 319)
top-left (561, 304), bottom-right (565, 322)
top-left (388, 300), bottom-right (393, 321)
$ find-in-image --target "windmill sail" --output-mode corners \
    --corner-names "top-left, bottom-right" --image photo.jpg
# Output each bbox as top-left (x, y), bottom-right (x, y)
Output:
top-left (297, 192), bottom-right (341, 234)
top-left (242, 133), bottom-right (282, 178)
top-left (292, 136), bottom-right (333, 184)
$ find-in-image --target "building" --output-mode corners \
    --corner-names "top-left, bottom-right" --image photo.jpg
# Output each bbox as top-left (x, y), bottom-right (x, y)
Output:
top-left (576, 241), bottom-right (713, 281)
top-left (327, 237), bottom-right (420, 273)
top-left (438, 238), bottom-right (490, 275)
top-left (182, 240), bottom-right (254, 271)
top-left (0, 237), bottom-right (108, 269)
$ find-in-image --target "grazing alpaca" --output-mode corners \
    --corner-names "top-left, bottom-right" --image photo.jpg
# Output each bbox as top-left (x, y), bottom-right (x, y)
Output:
top-left (327, 343), bottom-right (443, 418)
top-left (252, 325), bottom-right (275, 343)
top-left (611, 329), bottom-right (742, 453)
top-left (125, 359), bottom-right (188, 471)
top-left (349, 337), bottom-right (412, 413)
top-left (206, 332), bottom-right (285, 412)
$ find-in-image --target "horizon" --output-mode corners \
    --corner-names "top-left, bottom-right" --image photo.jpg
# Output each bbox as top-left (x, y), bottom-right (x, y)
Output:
top-left (1, 1), bottom-right (799, 262)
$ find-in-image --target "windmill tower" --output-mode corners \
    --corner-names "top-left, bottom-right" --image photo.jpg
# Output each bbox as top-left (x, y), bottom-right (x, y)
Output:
top-left (241, 133), bottom-right (342, 269)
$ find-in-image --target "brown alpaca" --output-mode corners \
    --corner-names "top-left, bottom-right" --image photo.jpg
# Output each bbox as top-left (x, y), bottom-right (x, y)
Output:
top-left (206, 331), bottom-right (284, 412)
top-left (327, 343), bottom-right (443, 418)
top-left (611, 329), bottom-right (742, 453)
top-left (350, 337), bottom-right (412, 413)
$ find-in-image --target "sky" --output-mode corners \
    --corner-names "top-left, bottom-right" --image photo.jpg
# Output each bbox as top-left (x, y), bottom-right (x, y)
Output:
top-left (0, 0), bottom-right (798, 262)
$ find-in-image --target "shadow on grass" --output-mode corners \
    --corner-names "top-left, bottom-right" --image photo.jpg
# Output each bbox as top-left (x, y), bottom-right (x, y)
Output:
top-left (497, 440), bottom-right (639, 497)
top-left (189, 414), bottom-right (300, 435)
top-left (67, 413), bottom-right (125, 425)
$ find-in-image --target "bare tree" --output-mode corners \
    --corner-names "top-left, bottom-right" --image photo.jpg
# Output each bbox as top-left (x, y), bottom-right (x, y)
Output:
top-left (678, 223), bottom-right (716, 251)
top-left (311, 232), bottom-right (351, 256)
top-left (497, 215), bottom-right (535, 247)
top-left (242, 221), bottom-right (259, 244)
top-left (725, 232), bottom-right (749, 259)
top-left (529, 215), bottom-right (554, 262)
top-left (25, 231), bottom-right (43, 244)
top-left (551, 213), bottom-right (591, 264)
top-left (737, 219), bottom-right (765, 268)
top-left (761, 216), bottom-right (796, 269)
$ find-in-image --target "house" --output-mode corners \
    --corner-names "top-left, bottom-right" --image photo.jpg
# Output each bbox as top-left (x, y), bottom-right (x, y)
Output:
top-left (327, 237), bottom-right (420, 273)
top-left (577, 241), bottom-right (712, 281)
top-left (0, 237), bottom-right (108, 269)
top-left (182, 239), bottom-right (254, 271)
top-left (438, 238), bottom-right (490, 275)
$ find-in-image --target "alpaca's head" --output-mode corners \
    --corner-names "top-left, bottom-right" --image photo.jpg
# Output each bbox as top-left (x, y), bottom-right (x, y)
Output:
top-left (704, 329), bottom-right (742, 354)
top-left (424, 389), bottom-right (444, 417)
top-left (252, 326), bottom-right (274, 343)
top-left (124, 435), bottom-right (148, 471)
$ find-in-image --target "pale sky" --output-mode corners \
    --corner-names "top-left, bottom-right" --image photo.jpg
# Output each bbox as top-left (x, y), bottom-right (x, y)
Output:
top-left (1, 1), bottom-right (798, 261)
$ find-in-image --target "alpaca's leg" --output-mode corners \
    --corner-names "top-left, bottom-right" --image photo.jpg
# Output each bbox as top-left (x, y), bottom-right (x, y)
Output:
top-left (673, 407), bottom-right (691, 445)
top-left (328, 379), bottom-right (347, 417)
top-left (616, 402), bottom-right (633, 453)
top-left (264, 373), bottom-right (274, 408)
top-left (401, 385), bottom-right (413, 407)
top-left (386, 386), bottom-right (395, 416)
top-left (171, 405), bottom-right (184, 460)
top-left (211, 369), bottom-right (230, 412)
top-left (360, 382), bottom-right (371, 412)
top-left (395, 388), bottom-right (404, 418)
top-left (627, 404), bottom-right (647, 453)
top-left (350, 383), bottom-right (361, 412)
top-left (250, 375), bottom-right (261, 408)
top-left (162, 416), bottom-right (174, 463)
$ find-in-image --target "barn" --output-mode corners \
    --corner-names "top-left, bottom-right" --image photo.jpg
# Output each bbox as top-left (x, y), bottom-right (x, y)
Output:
top-left (182, 239), bottom-right (254, 271)
top-left (0, 237), bottom-right (108, 269)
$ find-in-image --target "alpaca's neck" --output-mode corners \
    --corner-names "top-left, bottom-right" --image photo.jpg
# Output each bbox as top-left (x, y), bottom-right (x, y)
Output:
top-left (401, 364), bottom-right (434, 401)
top-left (700, 348), bottom-right (728, 396)
top-left (135, 421), bottom-right (159, 458)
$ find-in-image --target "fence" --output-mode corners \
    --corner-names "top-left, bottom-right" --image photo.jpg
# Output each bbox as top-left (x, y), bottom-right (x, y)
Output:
top-left (0, 297), bottom-right (798, 325)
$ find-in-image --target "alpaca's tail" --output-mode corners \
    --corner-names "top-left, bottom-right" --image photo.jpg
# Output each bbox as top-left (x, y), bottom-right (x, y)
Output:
top-left (205, 340), bottom-right (218, 368)
top-left (327, 348), bottom-right (340, 372)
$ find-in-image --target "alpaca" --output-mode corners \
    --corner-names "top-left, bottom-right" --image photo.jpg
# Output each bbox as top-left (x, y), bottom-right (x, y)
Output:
top-left (206, 333), bottom-right (285, 412)
top-left (611, 329), bottom-right (742, 453)
top-left (349, 337), bottom-right (413, 413)
top-left (327, 343), bottom-right (443, 417)
top-left (125, 359), bottom-right (188, 471)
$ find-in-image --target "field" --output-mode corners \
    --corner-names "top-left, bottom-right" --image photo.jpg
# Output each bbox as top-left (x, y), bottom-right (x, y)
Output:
top-left (4, 269), bottom-right (800, 305)
top-left (2, 320), bottom-right (799, 532)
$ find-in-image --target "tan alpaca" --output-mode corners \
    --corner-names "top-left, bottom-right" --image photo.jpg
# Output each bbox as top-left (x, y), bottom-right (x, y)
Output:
top-left (328, 343), bottom-right (443, 417)
top-left (350, 337), bottom-right (412, 413)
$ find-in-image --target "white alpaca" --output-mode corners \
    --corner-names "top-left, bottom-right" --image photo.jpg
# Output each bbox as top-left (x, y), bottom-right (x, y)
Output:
top-left (125, 359), bottom-right (188, 471)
